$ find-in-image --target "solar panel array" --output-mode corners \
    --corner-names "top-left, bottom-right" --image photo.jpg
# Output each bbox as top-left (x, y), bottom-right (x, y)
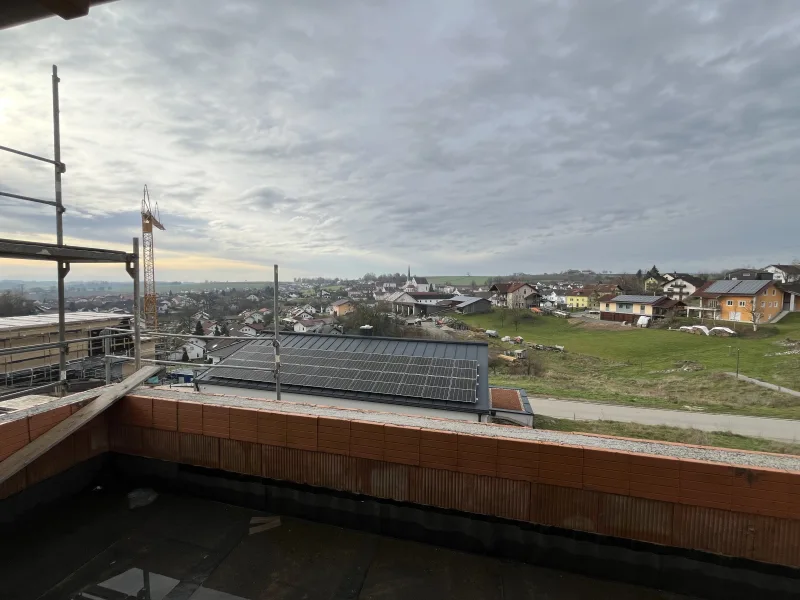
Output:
top-left (211, 345), bottom-right (479, 403)
top-left (705, 280), bottom-right (770, 295)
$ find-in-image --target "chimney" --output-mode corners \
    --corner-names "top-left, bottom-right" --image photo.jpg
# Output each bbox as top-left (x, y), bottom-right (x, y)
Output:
top-left (359, 324), bottom-right (374, 336)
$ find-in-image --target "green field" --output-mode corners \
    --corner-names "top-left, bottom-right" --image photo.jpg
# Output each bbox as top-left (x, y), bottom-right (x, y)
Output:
top-left (427, 276), bottom-right (493, 286)
top-left (459, 312), bottom-right (800, 418)
top-left (535, 416), bottom-right (800, 455)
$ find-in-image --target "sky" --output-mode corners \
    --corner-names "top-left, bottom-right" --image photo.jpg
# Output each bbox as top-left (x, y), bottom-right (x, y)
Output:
top-left (1, 0), bottom-right (799, 282)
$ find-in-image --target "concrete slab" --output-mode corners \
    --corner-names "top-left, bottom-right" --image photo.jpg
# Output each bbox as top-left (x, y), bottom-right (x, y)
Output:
top-left (0, 489), bottom-right (691, 600)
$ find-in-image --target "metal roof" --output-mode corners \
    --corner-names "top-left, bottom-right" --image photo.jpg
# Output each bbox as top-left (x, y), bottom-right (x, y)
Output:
top-left (196, 332), bottom-right (490, 414)
top-left (0, 312), bottom-right (132, 332)
top-left (705, 280), bottom-right (770, 295)
top-left (611, 295), bottom-right (666, 304)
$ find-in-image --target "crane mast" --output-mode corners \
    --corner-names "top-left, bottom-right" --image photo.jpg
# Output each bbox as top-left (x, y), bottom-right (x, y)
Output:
top-left (141, 185), bottom-right (165, 331)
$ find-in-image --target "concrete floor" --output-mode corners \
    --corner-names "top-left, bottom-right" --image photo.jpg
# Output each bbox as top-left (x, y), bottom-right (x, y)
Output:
top-left (0, 490), bottom-right (692, 600)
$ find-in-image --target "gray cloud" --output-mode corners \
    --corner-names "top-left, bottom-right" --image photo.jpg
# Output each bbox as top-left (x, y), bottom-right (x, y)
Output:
top-left (1, 0), bottom-right (799, 281)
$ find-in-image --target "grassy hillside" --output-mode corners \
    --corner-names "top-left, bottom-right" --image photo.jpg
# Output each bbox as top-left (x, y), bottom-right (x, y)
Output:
top-left (427, 276), bottom-right (493, 286)
top-left (535, 416), bottom-right (800, 455)
top-left (460, 312), bottom-right (800, 418)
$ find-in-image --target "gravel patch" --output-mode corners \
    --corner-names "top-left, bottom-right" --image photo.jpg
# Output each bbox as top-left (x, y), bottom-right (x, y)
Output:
top-left (138, 388), bottom-right (800, 472)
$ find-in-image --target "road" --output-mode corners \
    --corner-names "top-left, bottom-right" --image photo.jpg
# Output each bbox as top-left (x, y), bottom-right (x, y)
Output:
top-left (531, 397), bottom-right (800, 443)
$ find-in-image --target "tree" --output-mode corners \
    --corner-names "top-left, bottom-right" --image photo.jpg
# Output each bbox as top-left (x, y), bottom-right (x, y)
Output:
top-left (213, 325), bottom-right (221, 336)
top-left (497, 308), bottom-right (507, 328)
top-left (746, 298), bottom-right (764, 332)
top-left (194, 321), bottom-right (204, 336)
top-left (221, 323), bottom-right (230, 336)
top-left (181, 348), bottom-right (190, 362)
top-left (511, 309), bottom-right (523, 332)
top-left (0, 291), bottom-right (36, 317)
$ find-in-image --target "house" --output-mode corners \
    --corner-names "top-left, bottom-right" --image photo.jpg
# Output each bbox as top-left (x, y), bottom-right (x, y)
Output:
top-left (764, 264), bottom-right (800, 283)
top-left (566, 288), bottom-right (591, 310)
top-left (705, 280), bottom-right (784, 324)
top-left (488, 282), bottom-right (538, 309)
top-left (168, 337), bottom-right (206, 361)
top-left (779, 282), bottom-right (800, 313)
top-left (331, 298), bottom-right (355, 317)
top-left (724, 269), bottom-right (773, 281)
top-left (685, 281), bottom-right (723, 321)
top-left (205, 339), bottom-right (247, 364)
top-left (294, 318), bottom-right (326, 333)
top-left (566, 284), bottom-right (621, 310)
top-left (246, 294), bottom-right (260, 302)
top-left (239, 324), bottom-right (259, 337)
top-left (244, 312), bottom-right (264, 324)
top-left (600, 295), bottom-right (685, 323)
top-left (662, 274), bottom-right (707, 301)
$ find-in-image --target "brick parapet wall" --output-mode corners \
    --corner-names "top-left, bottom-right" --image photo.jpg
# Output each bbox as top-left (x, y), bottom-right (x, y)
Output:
top-left (1, 395), bottom-right (799, 569)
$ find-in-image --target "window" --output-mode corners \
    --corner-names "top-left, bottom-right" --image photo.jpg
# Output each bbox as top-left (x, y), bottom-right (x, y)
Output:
top-left (726, 300), bottom-right (733, 306)
top-left (772, 289), bottom-right (776, 295)
top-left (761, 301), bottom-right (766, 308)
top-left (605, 303), bottom-right (609, 310)
top-left (738, 300), bottom-right (747, 307)
top-left (639, 304), bottom-right (646, 313)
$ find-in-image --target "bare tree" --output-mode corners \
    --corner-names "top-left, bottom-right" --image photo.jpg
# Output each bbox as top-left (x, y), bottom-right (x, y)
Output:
top-left (511, 309), bottom-right (523, 332)
top-left (746, 298), bottom-right (764, 332)
top-left (497, 308), bottom-right (507, 328)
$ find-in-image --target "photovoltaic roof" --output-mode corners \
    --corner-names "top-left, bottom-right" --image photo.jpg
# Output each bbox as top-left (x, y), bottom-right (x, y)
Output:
top-left (196, 333), bottom-right (490, 413)
top-left (611, 295), bottom-right (666, 304)
top-left (705, 280), bottom-right (769, 295)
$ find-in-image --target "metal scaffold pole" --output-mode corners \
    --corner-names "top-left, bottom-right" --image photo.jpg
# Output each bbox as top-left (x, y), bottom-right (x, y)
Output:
top-left (133, 238), bottom-right (142, 370)
top-left (52, 64), bottom-right (69, 391)
top-left (273, 264), bottom-right (281, 400)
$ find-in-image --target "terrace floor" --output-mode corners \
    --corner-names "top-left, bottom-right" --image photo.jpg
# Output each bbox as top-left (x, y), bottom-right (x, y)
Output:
top-left (0, 487), bottom-right (692, 600)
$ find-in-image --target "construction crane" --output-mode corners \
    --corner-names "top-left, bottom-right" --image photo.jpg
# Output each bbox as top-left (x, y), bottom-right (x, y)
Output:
top-left (141, 185), bottom-right (165, 331)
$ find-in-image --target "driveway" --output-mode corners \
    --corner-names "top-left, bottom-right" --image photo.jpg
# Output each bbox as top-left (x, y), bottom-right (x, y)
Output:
top-left (531, 397), bottom-right (800, 443)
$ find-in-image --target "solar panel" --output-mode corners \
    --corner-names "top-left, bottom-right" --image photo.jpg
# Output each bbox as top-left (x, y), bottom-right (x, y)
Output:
top-left (210, 346), bottom-right (478, 403)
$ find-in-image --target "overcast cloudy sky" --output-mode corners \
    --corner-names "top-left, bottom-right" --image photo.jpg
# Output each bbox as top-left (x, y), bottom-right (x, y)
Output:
top-left (1, 0), bottom-right (799, 282)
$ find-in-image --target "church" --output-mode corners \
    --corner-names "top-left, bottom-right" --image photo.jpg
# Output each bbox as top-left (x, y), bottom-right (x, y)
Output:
top-left (402, 266), bottom-right (432, 292)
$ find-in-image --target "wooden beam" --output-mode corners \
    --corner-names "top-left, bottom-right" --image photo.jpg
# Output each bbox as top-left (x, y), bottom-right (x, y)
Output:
top-left (0, 365), bottom-right (162, 486)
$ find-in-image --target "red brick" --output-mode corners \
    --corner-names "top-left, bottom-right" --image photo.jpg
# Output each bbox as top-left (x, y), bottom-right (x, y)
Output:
top-left (177, 402), bottom-right (203, 434)
top-left (118, 396), bottom-right (152, 428)
top-left (679, 488), bottom-right (731, 511)
top-left (258, 411), bottom-right (286, 446)
top-left (630, 454), bottom-right (680, 473)
top-left (152, 398), bottom-right (178, 431)
top-left (29, 406), bottom-right (70, 440)
top-left (202, 404), bottom-right (230, 439)
top-left (420, 429), bottom-right (457, 449)
top-left (0, 418), bottom-right (29, 461)
top-left (539, 468), bottom-right (582, 489)
top-left (318, 416), bottom-right (350, 431)
top-left (229, 407), bottom-right (258, 443)
top-left (287, 414), bottom-right (317, 450)
top-left (629, 481), bottom-right (680, 503)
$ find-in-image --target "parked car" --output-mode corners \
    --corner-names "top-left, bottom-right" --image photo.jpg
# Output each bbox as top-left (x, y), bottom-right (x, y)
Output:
top-left (486, 329), bottom-right (498, 337)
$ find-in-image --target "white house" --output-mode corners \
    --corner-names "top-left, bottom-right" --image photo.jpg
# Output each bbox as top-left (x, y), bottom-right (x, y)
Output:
top-left (246, 294), bottom-right (260, 302)
top-left (168, 338), bottom-right (206, 361)
top-left (294, 318), bottom-right (326, 333)
top-left (244, 312), bottom-right (265, 324)
top-left (764, 264), bottom-right (800, 283)
top-left (662, 274), bottom-right (706, 301)
top-left (239, 324), bottom-right (258, 337)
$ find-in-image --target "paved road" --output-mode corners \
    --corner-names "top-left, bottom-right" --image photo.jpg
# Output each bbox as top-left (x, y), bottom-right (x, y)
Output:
top-left (724, 373), bottom-right (800, 398)
top-left (531, 397), bottom-right (800, 443)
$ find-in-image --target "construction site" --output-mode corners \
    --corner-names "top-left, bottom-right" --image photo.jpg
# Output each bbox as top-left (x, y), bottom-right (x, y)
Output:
top-left (1, 5), bottom-right (799, 600)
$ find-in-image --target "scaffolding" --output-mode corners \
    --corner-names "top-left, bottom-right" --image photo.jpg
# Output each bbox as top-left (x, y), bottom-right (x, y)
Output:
top-left (0, 65), bottom-right (142, 396)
